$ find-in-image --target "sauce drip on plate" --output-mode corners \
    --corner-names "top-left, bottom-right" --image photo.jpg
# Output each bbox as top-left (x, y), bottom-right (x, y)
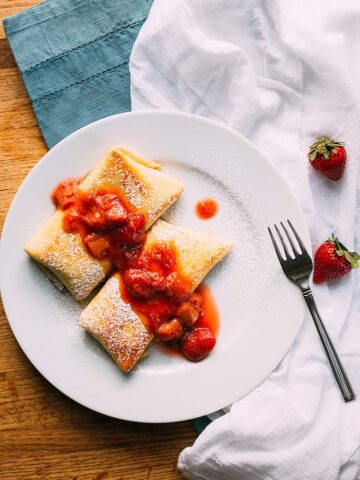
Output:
top-left (196, 198), bottom-right (218, 219)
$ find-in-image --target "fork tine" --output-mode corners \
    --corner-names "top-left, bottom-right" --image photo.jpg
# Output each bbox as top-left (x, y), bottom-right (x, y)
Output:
top-left (281, 221), bottom-right (299, 256)
top-left (274, 224), bottom-right (291, 259)
top-left (287, 220), bottom-right (306, 253)
top-left (268, 227), bottom-right (285, 262)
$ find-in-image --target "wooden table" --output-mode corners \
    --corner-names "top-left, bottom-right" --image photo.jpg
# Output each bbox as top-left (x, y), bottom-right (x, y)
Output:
top-left (0, 2), bottom-right (196, 478)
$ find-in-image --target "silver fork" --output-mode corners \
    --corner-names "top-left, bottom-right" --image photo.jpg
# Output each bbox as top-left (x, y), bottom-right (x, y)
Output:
top-left (268, 220), bottom-right (355, 402)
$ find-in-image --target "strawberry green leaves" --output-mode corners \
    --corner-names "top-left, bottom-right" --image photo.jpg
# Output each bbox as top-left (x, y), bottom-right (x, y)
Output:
top-left (329, 233), bottom-right (359, 269)
top-left (308, 137), bottom-right (344, 161)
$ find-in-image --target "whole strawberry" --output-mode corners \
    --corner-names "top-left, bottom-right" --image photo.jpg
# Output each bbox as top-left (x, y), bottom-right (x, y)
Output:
top-left (313, 234), bottom-right (359, 284)
top-left (308, 137), bottom-right (346, 181)
top-left (181, 327), bottom-right (216, 361)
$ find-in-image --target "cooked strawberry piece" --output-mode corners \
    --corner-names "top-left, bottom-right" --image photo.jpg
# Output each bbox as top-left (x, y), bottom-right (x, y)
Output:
top-left (187, 292), bottom-right (204, 313)
top-left (62, 208), bottom-right (81, 232)
top-left (77, 194), bottom-right (93, 216)
top-left (95, 193), bottom-right (128, 224)
top-left (52, 177), bottom-right (81, 210)
top-left (143, 298), bottom-right (179, 332)
top-left (84, 234), bottom-right (112, 259)
top-left (176, 301), bottom-right (200, 327)
top-left (123, 269), bottom-right (164, 298)
top-left (112, 225), bottom-right (146, 246)
top-left (181, 327), bottom-right (216, 361)
top-left (114, 246), bottom-right (143, 272)
top-left (127, 212), bottom-right (146, 231)
top-left (94, 193), bottom-right (117, 210)
top-left (112, 213), bottom-right (146, 246)
top-left (156, 318), bottom-right (183, 341)
top-left (137, 244), bottom-right (176, 273)
top-left (124, 247), bottom-right (142, 265)
top-left (78, 193), bottom-right (128, 230)
top-left (83, 209), bottom-right (104, 229)
top-left (164, 271), bottom-right (191, 302)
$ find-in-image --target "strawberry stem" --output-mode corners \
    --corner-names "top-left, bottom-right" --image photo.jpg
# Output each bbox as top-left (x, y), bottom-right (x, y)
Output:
top-left (308, 137), bottom-right (344, 161)
top-left (328, 233), bottom-right (360, 269)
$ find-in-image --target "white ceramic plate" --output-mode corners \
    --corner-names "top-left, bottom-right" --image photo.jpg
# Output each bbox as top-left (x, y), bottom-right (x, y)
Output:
top-left (0, 111), bottom-right (309, 423)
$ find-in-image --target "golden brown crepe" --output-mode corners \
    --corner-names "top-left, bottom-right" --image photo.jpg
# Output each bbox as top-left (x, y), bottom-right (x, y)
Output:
top-left (25, 210), bottom-right (112, 302)
top-left (79, 273), bottom-right (154, 372)
top-left (25, 148), bottom-right (184, 301)
top-left (79, 147), bottom-right (183, 229)
top-left (146, 220), bottom-right (231, 292)
top-left (79, 220), bottom-right (231, 371)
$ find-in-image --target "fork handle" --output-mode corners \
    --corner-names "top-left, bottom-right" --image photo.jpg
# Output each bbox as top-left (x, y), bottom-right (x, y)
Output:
top-left (302, 288), bottom-right (355, 402)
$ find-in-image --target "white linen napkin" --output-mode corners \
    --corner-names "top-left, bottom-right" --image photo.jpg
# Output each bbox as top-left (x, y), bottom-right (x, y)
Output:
top-left (129, 1), bottom-right (360, 479)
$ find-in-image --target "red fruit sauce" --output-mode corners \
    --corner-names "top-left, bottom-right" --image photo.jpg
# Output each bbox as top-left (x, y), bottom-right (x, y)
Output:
top-left (52, 177), bottom-right (219, 361)
top-left (154, 284), bottom-right (219, 358)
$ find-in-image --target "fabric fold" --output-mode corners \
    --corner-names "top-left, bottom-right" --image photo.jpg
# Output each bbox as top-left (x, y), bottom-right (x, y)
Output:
top-left (130, 1), bottom-right (360, 479)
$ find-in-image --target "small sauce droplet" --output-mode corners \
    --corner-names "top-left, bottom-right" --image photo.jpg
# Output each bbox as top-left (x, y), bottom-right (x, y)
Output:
top-left (196, 198), bottom-right (218, 219)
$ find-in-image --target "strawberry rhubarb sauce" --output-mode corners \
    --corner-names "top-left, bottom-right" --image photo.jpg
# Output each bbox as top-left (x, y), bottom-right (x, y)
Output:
top-left (52, 177), bottom-right (217, 361)
top-left (196, 198), bottom-right (218, 219)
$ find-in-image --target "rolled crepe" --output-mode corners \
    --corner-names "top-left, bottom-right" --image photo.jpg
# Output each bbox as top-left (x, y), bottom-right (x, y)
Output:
top-left (79, 147), bottom-right (183, 229)
top-left (79, 220), bottom-right (231, 372)
top-left (25, 148), bottom-right (184, 301)
top-left (79, 272), bottom-right (154, 373)
top-left (25, 210), bottom-right (112, 302)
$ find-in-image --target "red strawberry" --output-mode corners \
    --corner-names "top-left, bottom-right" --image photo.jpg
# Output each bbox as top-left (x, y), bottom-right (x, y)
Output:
top-left (313, 234), bottom-right (359, 284)
top-left (308, 137), bottom-right (346, 181)
top-left (181, 327), bottom-right (216, 361)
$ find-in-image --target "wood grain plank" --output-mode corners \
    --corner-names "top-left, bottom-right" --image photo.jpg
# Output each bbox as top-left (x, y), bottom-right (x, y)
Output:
top-left (0, 0), bottom-right (42, 38)
top-left (0, 38), bottom-right (16, 68)
top-left (0, 2), bottom-right (197, 479)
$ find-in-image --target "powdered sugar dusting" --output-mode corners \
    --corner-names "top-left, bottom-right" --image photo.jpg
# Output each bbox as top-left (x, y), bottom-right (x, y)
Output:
top-left (157, 153), bottom-right (280, 339)
top-left (79, 275), bottom-right (153, 372)
top-left (148, 219), bottom-right (231, 292)
top-left (79, 148), bottom-right (183, 229)
top-left (36, 228), bottom-right (107, 301)
top-left (80, 150), bottom-right (148, 209)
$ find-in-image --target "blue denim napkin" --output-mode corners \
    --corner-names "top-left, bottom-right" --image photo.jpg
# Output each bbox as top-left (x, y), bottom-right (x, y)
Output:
top-left (4, 0), bottom-right (152, 148)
